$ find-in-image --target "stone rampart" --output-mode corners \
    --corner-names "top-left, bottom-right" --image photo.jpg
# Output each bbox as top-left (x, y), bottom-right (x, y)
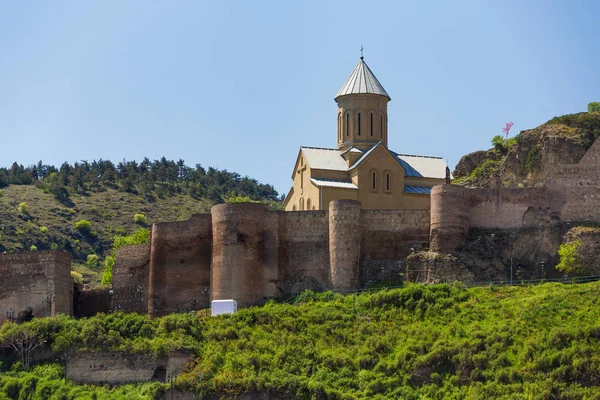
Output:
top-left (148, 214), bottom-right (212, 317)
top-left (211, 203), bottom-right (279, 306)
top-left (0, 251), bottom-right (72, 320)
top-left (329, 200), bottom-right (361, 291)
top-left (113, 244), bottom-right (150, 313)
top-left (66, 350), bottom-right (192, 385)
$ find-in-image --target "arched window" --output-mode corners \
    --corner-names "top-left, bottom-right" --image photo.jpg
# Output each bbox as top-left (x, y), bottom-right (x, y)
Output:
top-left (385, 171), bottom-right (391, 192)
top-left (357, 112), bottom-right (362, 136)
top-left (370, 112), bottom-right (374, 136)
top-left (307, 198), bottom-right (312, 210)
top-left (292, 205), bottom-right (297, 211)
top-left (380, 114), bottom-right (384, 138)
top-left (338, 113), bottom-right (342, 142)
top-left (299, 198), bottom-right (304, 211)
top-left (345, 112), bottom-right (350, 137)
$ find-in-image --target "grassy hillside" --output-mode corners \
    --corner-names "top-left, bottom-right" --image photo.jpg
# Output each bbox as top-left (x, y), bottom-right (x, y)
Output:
top-left (3, 282), bottom-right (600, 399)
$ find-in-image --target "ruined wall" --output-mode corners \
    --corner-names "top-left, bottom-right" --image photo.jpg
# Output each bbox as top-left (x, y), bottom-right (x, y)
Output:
top-left (74, 287), bottom-right (110, 318)
top-left (113, 244), bottom-right (150, 313)
top-left (0, 251), bottom-right (72, 319)
top-left (211, 204), bottom-right (279, 306)
top-left (430, 185), bottom-right (470, 253)
top-left (279, 210), bottom-right (330, 295)
top-left (148, 214), bottom-right (212, 317)
top-left (67, 351), bottom-right (192, 385)
top-left (548, 164), bottom-right (600, 222)
top-left (359, 207), bottom-right (430, 285)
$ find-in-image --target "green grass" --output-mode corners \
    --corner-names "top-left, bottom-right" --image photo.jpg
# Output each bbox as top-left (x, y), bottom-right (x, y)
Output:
top-left (3, 282), bottom-right (600, 399)
top-left (0, 185), bottom-right (212, 264)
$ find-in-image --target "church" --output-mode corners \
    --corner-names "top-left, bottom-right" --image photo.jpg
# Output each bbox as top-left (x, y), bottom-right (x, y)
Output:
top-left (283, 56), bottom-right (450, 211)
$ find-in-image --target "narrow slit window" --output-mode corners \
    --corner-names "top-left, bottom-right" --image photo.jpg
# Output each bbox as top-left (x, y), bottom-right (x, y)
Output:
top-left (380, 115), bottom-right (383, 138)
top-left (370, 114), bottom-right (373, 136)
top-left (345, 114), bottom-right (349, 136)
top-left (372, 172), bottom-right (376, 191)
top-left (358, 113), bottom-right (361, 136)
top-left (386, 173), bottom-right (390, 191)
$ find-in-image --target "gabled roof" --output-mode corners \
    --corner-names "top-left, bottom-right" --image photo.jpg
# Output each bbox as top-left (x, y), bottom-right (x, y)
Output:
top-left (335, 58), bottom-right (390, 100)
top-left (299, 145), bottom-right (448, 179)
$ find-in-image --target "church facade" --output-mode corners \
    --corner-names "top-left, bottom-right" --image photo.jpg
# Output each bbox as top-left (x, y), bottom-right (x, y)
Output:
top-left (284, 57), bottom-right (449, 211)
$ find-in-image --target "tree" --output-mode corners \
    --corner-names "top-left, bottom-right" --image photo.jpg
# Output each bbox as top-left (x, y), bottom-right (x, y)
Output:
top-left (587, 102), bottom-right (600, 113)
top-left (0, 328), bottom-right (45, 371)
top-left (556, 240), bottom-right (584, 276)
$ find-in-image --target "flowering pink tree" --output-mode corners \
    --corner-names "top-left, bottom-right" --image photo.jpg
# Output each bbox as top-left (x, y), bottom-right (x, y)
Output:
top-left (502, 121), bottom-right (514, 139)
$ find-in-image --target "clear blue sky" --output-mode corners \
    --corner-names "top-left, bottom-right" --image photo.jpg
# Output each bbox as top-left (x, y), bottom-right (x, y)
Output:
top-left (1, 1), bottom-right (599, 195)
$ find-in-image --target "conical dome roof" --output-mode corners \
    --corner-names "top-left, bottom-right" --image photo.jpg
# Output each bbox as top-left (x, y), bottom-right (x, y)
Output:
top-left (335, 58), bottom-right (390, 100)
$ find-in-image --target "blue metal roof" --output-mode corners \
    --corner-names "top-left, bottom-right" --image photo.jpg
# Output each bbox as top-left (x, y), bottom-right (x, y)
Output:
top-left (404, 186), bottom-right (431, 194)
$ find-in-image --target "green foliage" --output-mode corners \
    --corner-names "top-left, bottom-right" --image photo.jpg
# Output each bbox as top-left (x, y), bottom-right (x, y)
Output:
top-left (133, 213), bottom-right (148, 225)
top-left (85, 253), bottom-right (100, 268)
top-left (587, 101), bottom-right (600, 112)
top-left (101, 228), bottom-right (151, 284)
top-left (17, 202), bottom-right (28, 214)
top-left (38, 226), bottom-right (48, 233)
top-left (556, 240), bottom-right (585, 276)
top-left (491, 135), bottom-right (517, 153)
top-left (29, 245), bottom-right (37, 251)
top-left (71, 271), bottom-right (83, 284)
top-left (74, 219), bottom-right (93, 235)
top-left (522, 145), bottom-right (540, 173)
top-left (0, 189), bottom-right (3, 197)
top-left (4, 283), bottom-right (600, 398)
top-left (547, 112), bottom-right (600, 148)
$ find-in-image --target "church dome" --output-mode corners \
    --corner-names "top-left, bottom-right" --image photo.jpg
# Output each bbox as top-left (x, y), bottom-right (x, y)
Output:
top-left (335, 58), bottom-right (390, 101)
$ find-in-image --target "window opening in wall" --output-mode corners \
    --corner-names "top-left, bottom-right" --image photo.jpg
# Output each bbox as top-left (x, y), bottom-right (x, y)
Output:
top-left (307, 198), bottom-right (311, 210)
top-left (386, 172), bottom-right (391, 191)
top-left (345, 113), bottom-right (349, 136)
top-left (380, 115), bottom-right (383, 138)
top-left (370, 113), bottom-right (374, 136)
top-left (372, 171), bottom-right (376, 191)
top-left (358, 113), bottom-right (361, 136)
top-left (338, 113), bottom-right (342, 141)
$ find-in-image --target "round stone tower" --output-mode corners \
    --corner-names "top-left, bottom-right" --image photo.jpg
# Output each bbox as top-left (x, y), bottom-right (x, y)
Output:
top-left (328, 200), bottom-right (362, 291)
top-left (211, 203), bottom-right (279, 306)
top-left (335, 57), bottom-right (391, 152)
top-left (430, 184), bottom-right (470, 253)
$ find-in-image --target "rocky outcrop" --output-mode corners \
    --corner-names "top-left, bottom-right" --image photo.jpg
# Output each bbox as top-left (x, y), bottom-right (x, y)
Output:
top-left (561, 227), bottom-right (600, 276)
top-left (454, 114), bottom-right (599, 189)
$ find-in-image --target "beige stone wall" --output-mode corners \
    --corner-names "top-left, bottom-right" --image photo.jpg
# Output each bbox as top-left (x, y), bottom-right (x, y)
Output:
top-left (355, 145), bottom-right (405, 209)
top-left (336, 93), bottom-right (389, 151)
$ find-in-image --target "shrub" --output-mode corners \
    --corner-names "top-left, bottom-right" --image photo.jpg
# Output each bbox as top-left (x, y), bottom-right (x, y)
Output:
top-left (85, 254), bottom-right (100, 268)
top-left (39, 226), bottom-right (48, 233)
top-left (587, 102), bottom-right (600, 113)
top-left (29, 245), bottom-right (37, 251)
top-left (133, 213), bottom-right (148, 225)
top-left (556, 240), bottom-right (584, 276)
top-left (17, 202), bottom-right (28, 214)
top-left (0, 189), bottom-right (3, 197)
top-left (75, 220), bottom-right (93, 235)
top-left (71, 271), bottom-right (83, 284)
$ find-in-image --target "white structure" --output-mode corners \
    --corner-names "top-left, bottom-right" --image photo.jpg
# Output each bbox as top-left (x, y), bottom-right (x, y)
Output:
top-left (211, 299), bottom-right (238, 316)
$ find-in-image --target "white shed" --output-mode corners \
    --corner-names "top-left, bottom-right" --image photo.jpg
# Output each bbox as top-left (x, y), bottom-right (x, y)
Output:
top-left (211, 299), bottom-right (238, 316)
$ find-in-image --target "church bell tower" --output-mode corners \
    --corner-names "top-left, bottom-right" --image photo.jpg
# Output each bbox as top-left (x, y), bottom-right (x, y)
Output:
top-left (335, 57), bottom-right (391, 151)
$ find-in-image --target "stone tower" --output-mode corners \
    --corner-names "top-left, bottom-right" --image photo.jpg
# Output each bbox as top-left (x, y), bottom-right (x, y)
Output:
top-left (335, 57), bottom-right (391, 151)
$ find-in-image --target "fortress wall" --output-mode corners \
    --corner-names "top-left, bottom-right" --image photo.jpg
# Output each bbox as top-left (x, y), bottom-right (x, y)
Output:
top-left (148, 214), bottom-right (212, 317)
top-left (74, 287), bottom-right (110, 318)
top-left (112, 244), bottom-right (150, 313)
top-left (211, 204), bottom-right (279, 306)
top-left (67, 351), bottom-right (192, 385)
top-left (549, 164), bottom-right (600, 222)
top-left (468, 188), bottom-right (549, 229)
top-left (329, 200), bottom-right (361, 291)
top-left (430, 185), bottom-right (470, 253)
top-left (281, 210), bottom-right (330, 288)
top-left (359, 208), bottom-right (430, 285)
top-left (0, 251), bottom-right (72, 319)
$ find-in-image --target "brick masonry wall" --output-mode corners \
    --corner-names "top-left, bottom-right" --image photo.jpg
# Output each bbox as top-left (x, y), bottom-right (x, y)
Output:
top-left (280, 210), bottom-right (331, 294)
top-left (113, 244), bottom-right (150, 313)
top-left (74, 287), bottom-right (110, 318)
top-left (359, 207), bottom-right (430, 285)
top-left (66, 351), bottom-right (192, 385)
top-left (148, 214), bottom-right (212, 317)
top-left (0, 251), bottom-right (72, 319)
top-left (329, 200), bottom-right (361, 291)
top-left (211, 203), bottom-right (279, 306)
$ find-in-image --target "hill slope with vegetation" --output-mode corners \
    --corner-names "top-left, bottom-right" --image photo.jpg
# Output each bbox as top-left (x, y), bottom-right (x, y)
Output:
top-left (0, 158), bottom-right (280, 285)
top-left (453, 111), bottom-right (600, 188)
top-left (2, 282), bottom-right (600, 399)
